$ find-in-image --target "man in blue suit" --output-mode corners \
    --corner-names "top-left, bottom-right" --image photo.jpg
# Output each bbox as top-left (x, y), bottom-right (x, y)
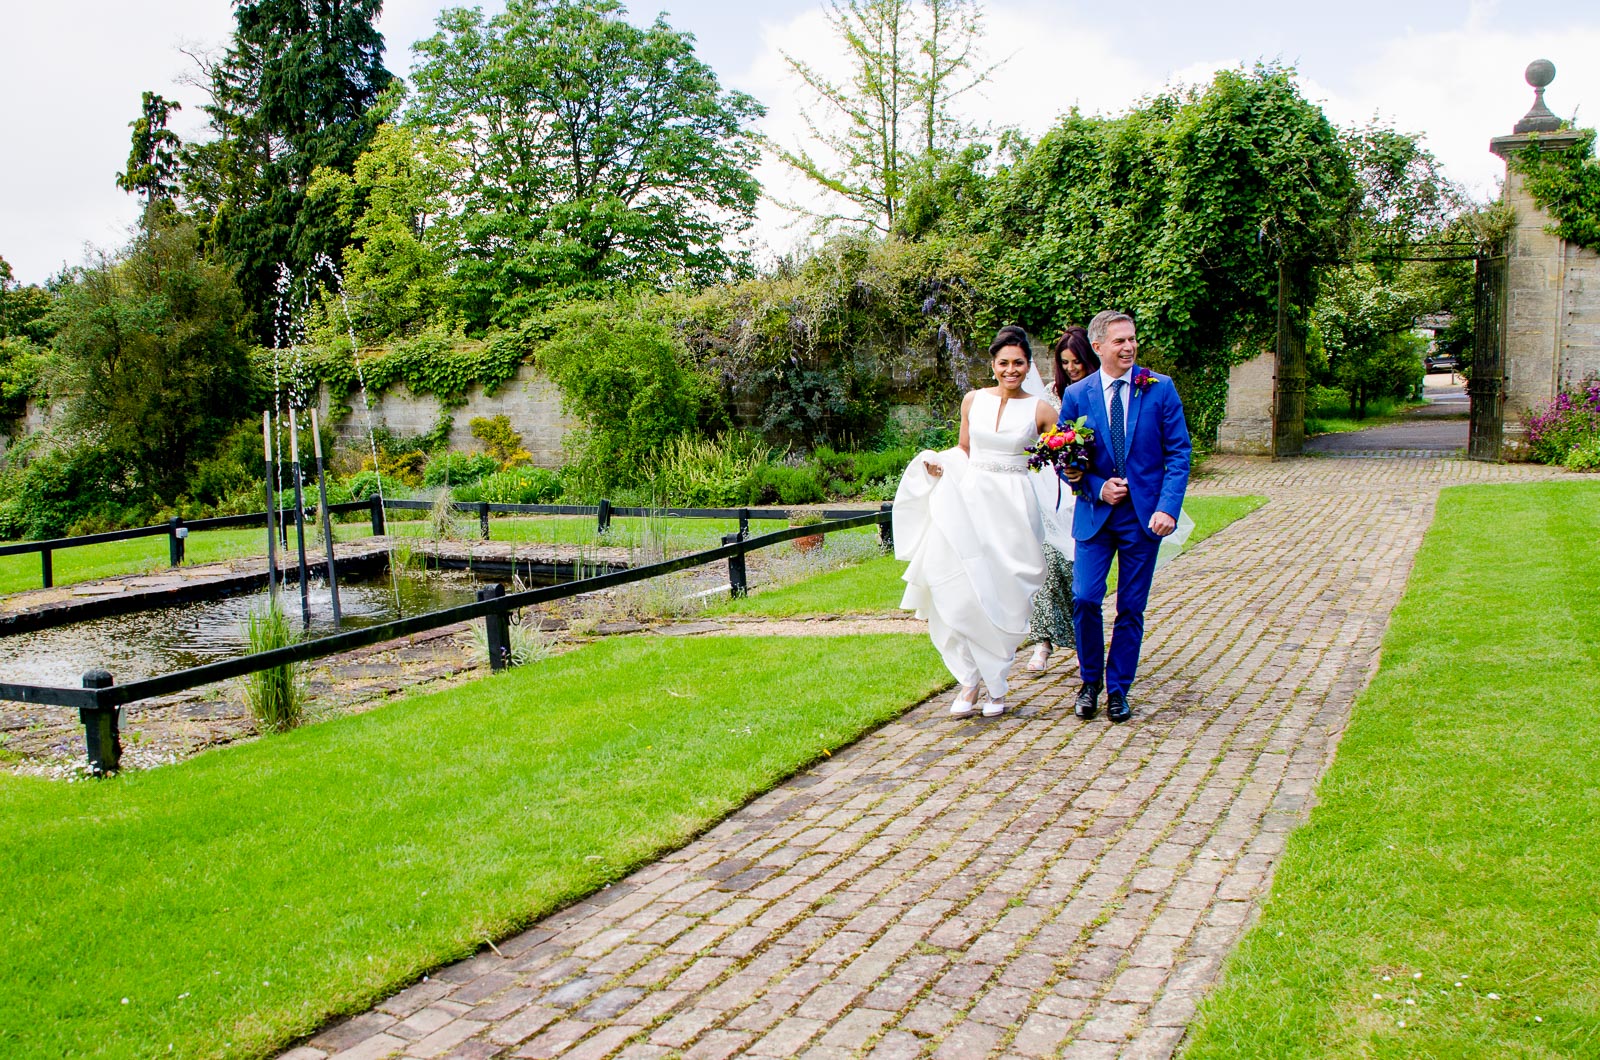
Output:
top-left (1058, 311), bottom-right (1191, 723)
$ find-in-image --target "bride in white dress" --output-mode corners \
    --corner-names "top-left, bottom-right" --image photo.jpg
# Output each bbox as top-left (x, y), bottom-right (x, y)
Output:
top-left (894, 326), bottom-right (1056, 718)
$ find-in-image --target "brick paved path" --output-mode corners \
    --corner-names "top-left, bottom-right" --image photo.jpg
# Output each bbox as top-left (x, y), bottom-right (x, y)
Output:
top-left (287, 456), bottom-right (1572, 1060)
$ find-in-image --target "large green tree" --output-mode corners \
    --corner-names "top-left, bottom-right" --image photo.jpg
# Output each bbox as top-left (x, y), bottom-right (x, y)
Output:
top-left (185, 0), bottom-right (394, 339)
top-left (49, 219), bottom-right (254, 501)
top-left (973, 66), bottom-right (1357, 437)
top-left (408, 0), bottom-right (764, 330)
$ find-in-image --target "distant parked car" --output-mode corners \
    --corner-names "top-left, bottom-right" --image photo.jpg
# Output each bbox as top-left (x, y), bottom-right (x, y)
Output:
top-left (1424, 351), bottom-right (1461, 373)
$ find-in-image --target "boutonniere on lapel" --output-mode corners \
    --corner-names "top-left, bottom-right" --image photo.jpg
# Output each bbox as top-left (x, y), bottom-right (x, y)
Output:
top-left (1131, 367), bottom-right (1157, 394)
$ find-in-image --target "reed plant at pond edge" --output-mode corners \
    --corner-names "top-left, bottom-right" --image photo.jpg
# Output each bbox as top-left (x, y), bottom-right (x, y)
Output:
top-left (469, 610), bottom-right (557, 668)
top-left (244, 603), bottom-right (304, 732)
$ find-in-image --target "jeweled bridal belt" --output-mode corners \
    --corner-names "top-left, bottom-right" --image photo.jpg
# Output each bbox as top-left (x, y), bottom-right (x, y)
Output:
top-left (970, 460), bottom-right (1030, 474)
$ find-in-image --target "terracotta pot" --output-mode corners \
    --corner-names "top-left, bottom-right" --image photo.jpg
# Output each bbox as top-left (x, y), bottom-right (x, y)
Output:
top-left (792, 530), bottom-right (825, 553)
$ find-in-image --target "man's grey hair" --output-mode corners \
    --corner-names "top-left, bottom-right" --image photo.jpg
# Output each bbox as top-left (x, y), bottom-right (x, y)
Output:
top-left (1088, 311), bottom-right (1134, 346)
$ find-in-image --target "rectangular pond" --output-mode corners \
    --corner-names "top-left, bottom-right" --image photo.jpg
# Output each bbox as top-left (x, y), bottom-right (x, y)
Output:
top-left (0, 570), bottom-right (503, 689)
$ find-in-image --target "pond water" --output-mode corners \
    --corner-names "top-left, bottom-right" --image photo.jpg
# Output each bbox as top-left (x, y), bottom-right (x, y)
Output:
top-left (0, 570), bottom-right (501, 689)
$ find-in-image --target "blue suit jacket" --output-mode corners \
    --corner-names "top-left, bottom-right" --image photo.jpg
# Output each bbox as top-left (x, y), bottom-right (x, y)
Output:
top-left (1058, 368), bottom-right (1192, 542)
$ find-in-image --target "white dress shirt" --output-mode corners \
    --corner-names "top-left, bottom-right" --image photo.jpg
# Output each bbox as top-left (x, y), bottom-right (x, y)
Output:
top-left (1098, 367), bottom-right (1134, 439)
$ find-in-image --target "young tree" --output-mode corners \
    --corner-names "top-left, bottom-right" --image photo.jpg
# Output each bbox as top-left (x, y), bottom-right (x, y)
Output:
top-left (1313, 264), bottom-right (1428, 417)
top-left (408, 0), bottom-right (764, 330)
top-left (778, 0), bottom-right (994, 232)
top-left (305, 122), bottom-right (465, 339)
top-left (914, 0), bottom-right (992, 154)
top-left (115, 92), bottom-right (184, 207)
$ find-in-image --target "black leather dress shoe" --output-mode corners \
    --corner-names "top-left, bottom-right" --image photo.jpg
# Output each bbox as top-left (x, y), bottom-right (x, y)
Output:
top-left (1074, 682), bottom-right (1101, 719)
top-left (1107, 691), bottom-right (1132, 724)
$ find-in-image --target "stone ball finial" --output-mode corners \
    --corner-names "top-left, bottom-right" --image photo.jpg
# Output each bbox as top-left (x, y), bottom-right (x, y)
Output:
top-left (1514, 59), bottom-right (1561, 133)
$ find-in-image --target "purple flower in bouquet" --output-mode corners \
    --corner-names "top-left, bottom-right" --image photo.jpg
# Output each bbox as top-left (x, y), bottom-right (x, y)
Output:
top-left (1027, 416), bottom-right (1095, 498)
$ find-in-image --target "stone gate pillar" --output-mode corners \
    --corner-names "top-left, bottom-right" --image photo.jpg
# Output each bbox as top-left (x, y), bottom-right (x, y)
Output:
top-left (1490, 61), bottom-right (1600, 457)
top-left (1215, 351), bottom-right (1275, 455)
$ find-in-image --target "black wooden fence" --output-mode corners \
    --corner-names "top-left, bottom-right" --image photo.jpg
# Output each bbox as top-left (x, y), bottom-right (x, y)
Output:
top-left (0, 495), bottom-right (892, 589)
top-left (0, 502), bottom-right (373, 589)
top-left (0, 507), bottom-right (893, 775)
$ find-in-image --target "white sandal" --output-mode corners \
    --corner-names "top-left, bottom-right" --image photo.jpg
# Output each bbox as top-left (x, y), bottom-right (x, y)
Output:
top-left (950, 685), bottom-right (980, 717)
top-left (981, 698), bottom-right (1007, 718)
top-left (1025, 643), bottom-right (1051, 672)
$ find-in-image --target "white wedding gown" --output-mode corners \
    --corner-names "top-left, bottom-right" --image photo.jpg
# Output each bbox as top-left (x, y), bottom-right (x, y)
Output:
top-left (894, 391), bottom-right (1048, 699)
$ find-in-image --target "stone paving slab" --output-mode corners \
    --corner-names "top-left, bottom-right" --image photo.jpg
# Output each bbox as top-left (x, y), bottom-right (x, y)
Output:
top-left (282, 455), bottom-right (1582, 1059)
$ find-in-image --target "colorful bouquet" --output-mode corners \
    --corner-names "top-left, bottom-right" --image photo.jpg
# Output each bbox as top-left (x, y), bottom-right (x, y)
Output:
top-left (1027, 416), bottom-right (1094, 500)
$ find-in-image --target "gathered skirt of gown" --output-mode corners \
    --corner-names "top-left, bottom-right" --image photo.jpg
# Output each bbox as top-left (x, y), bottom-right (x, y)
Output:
top-left (893, 393), bottom-right (1048, 699)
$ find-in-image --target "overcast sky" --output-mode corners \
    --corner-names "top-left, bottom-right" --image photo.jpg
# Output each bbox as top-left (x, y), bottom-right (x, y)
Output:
top-left (3, 0), bottom-right (1599, 285)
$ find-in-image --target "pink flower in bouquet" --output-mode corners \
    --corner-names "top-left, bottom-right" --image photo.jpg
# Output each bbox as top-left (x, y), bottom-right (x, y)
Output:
top-left (1046, 433), bottom-right (1068, 449)
top-left (1062, 429), bottom-right (1076, 443)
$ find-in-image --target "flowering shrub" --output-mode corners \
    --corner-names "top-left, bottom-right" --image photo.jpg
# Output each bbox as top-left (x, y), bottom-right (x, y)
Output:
top-left (1526, 379), bottom-right (1600, 469)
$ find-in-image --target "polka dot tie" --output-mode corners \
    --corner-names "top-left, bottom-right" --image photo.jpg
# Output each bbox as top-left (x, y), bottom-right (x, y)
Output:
top-left (1109, 378), bottom-right (1127, 475)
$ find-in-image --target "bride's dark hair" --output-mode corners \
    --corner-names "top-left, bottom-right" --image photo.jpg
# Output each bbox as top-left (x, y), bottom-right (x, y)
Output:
top-left (989, 325), bottom-right (1032, 361)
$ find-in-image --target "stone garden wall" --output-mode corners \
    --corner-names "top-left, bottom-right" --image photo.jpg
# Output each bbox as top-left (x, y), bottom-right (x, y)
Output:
top-left (314, 364), bottom-right (577, 467)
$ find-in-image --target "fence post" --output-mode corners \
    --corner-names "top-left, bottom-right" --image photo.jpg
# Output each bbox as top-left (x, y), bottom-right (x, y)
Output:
top-left (597, 498), bottom-right (612, 534)
top-left (878, 503), bottom-right (894, 551)
top-left (477, 584), bottom-right (510, 671)
top-left (168, 516), bottom-right (186, 566)
top-left (369, 494), bottom-right (386, 536)
top-left (478, 502), bottom-right (490, 541)
top-left (737, 507), bottom-right (750, 539)
top-left (722, 533), bottom-right (748, 598)
top-left (40, 547), bottom-right (52, 589)
top-left (80, 668), bottom-right (120, 776)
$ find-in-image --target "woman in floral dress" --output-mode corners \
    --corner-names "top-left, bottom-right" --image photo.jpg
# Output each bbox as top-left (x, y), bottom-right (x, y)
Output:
top-left (1025, 326), bottom-right (1097, 671)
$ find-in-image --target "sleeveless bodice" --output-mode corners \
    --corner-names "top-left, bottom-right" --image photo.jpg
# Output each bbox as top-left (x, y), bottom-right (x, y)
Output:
top-left (969, 391), bottom-right (1042, 471)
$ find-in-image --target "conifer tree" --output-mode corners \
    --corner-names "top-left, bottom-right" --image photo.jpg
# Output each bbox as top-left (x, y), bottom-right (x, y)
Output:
top-left (186, 0), bottom-right (394, 339)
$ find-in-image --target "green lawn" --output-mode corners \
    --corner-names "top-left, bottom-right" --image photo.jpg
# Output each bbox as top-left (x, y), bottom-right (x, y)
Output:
top-left (0, 527), bottom-right (306, 596)
top-left (1183, 481), bottom-right (1600, 1058)
top-left (712, 493), bottom-right (1268, 618)
top-left (1304, 386), bottom-right (1434, 436)
top-left (0, 634), bottom-right (947, 1059)
top-left (0, 515), bottom-right (823, 597)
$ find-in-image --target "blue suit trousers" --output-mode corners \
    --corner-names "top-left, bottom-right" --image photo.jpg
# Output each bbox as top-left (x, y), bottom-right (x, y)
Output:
top-left (1071, 501), bottom-right (1161, 695)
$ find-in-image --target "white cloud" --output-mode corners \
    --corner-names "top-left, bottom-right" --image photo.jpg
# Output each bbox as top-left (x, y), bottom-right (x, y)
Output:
top-left (0, 1), bottom-right (235, 283)
top-left (1315, 26), bottom-right (1600, 199)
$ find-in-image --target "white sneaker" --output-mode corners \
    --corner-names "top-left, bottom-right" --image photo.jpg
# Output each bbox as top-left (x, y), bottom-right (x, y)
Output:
top-left (1025, 644), bottom-right (1051, 672)
top-left (950, 686), bottom-right (980, 717)
top-left (980, 698), bottom-right (1006, 718)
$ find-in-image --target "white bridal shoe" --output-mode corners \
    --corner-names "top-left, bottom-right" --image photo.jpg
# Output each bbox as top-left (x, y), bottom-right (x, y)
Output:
top-left (950, 685), bottom-right (980, 717)
top-left (981, 698), bottom-right (1006, 718)
top-left (1025, 644), bottom-right (1050, 672)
